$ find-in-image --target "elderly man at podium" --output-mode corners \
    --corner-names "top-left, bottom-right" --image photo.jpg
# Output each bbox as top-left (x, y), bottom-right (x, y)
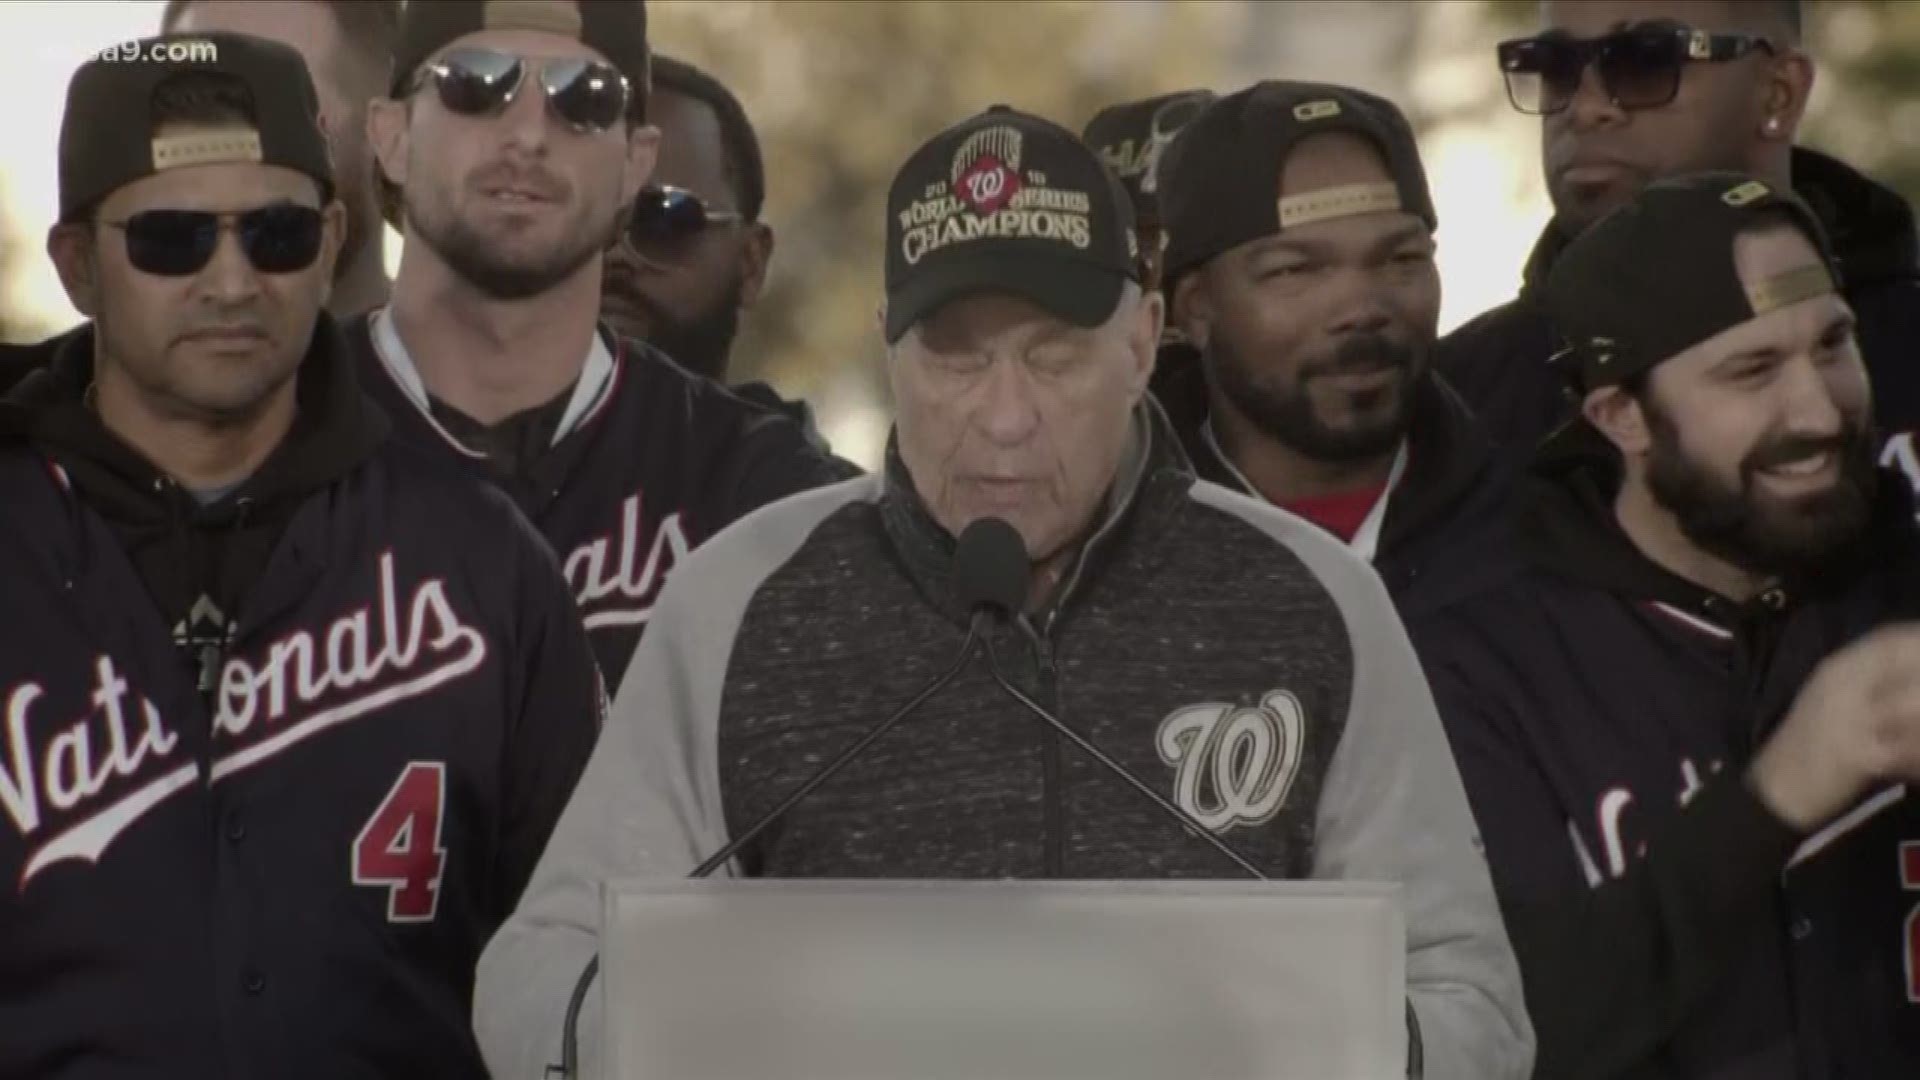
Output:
top-left (475, 103), bottom-right (1533, 1080)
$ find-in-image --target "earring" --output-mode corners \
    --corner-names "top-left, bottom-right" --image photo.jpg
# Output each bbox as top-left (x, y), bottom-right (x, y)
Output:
top-left (1766, 117), bottom-right (1783, 134)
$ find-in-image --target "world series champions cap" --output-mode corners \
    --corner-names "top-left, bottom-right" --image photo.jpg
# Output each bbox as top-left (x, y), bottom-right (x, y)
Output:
top-left (885, 105), bottom-right (1140, 344)
top-left (390, 0), bottom-right (650, 112)
top-left (58, 31), bottom-right (334, 222)
top-left (1158, 80), bottom-right (1437, 283)
top-left (1083, 89), bottom-right (1216, 225)
top-left (1544, 172), bottom-right (1842, 391)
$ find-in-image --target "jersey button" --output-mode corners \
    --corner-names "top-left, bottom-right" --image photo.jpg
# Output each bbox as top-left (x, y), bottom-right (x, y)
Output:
top-left (1790, 915), bottom-right (1814, 940)
top-left (225, 813), bottom-right (246, 843)
top-left (242, 969), bottom-right (266, 994)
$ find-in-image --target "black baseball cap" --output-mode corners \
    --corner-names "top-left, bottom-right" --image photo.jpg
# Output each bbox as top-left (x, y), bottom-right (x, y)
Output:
top-left (1158, 80), bottom-right (1437, 283)
top-left (884, 104), bottom-right (1139, 344)
top-left (1545, 172), bottom-right (1841, 391)
top-left (58, 31), bottom-right (333, 222)
top-left (390, 0), bottom-right (650, 113)
top-left (1082, 89), bottom-right (1216, 225)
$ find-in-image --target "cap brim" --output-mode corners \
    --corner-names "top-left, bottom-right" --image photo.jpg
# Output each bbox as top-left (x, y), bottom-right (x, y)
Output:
top-left (886, 250), bottom-right (1128, 343)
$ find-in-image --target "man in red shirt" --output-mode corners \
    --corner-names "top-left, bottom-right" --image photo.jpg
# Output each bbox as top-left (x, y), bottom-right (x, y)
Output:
top-left (1154, 81), bottom-right (1510, 616)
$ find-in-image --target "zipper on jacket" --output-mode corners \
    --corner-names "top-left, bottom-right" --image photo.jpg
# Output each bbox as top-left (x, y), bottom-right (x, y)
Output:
top-left (1035, 633), bottom-right (1063, 878)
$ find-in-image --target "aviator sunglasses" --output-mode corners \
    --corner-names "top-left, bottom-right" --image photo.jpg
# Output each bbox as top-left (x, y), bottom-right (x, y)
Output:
top-left (1497, 23), bottom-right (1776, 116)
top-left (624, 185), bottom-right (745, 258)
top-left (411, 46), bottom-right (630, 133)
top-left (99, 205), bottom-right (325, 276)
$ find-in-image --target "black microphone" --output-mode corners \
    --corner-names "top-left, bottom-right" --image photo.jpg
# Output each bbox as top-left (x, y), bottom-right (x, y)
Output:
top-left (549, 518), bottom-right (1019, 1078)
top-left (962, 518), bottom-right (1269, 881)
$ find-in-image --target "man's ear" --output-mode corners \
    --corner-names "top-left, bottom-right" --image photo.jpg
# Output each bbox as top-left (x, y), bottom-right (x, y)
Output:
top-left (366, 96), bottom-right (412, 190)
top-left (1125, 288), bottom-right (1164, 399)
top-left (1171, 268), bottom-right (1211, 351)
top-left (737, 221), bottom-right (774, 308)
top-left (1759, 47), bottom-right (1815, 143)
top-left (1582, 382), bottom-right (1652, 457)
top-left (47, 222), bottom-right (100, 318)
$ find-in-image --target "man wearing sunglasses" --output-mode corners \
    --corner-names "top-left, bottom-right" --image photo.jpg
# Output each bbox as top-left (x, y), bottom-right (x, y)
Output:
top-left (161, 0), bottom-right (399, 318)
top-left (358, 1), bottom-right (853, 694)
top-left (0, 32), bottom-right (605, 1079)
top-left (1414, 174), bottom-right (1920, 1079)
top-left (1440, 1), bottom-right (1920, 495)
top-left (600, 55), bottom-right (771, 384)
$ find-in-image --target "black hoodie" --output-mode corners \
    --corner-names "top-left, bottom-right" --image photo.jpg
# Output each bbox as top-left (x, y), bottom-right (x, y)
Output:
top-left (0, 319), bottom-right (604, 1079)
top-left (6, 322), bottom-right (386, 693)
top-left (1437, 149), bottom-right (1920, 476)
top-left (1153, 352), bottom-right (1517, 619)
top-left (1407, 426), bottom-right (1920, 1080)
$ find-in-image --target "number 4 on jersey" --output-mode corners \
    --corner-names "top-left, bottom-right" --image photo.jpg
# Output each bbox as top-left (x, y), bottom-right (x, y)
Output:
top-left (353, 762), bottom-right (448, 923)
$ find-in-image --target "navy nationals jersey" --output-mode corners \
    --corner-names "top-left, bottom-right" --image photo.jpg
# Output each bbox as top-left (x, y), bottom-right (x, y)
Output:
top-left (0, 329), bottom-right (604, 1079)
top-left (347, 310), bottom-right (857, 692)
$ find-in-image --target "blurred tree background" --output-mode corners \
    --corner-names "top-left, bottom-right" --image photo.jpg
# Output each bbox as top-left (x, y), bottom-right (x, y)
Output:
top-left (2, 0), bottom-right (1918, 467)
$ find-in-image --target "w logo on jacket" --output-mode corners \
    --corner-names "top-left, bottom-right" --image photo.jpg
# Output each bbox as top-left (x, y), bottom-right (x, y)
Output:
top-left (1155, 690), bottom-right (1308, 833)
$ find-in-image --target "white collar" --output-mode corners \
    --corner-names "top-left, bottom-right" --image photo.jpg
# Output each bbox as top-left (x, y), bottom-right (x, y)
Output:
top-left (1202, 416), bottom-right (1410, 562)
top-left (369, 305), bottom-right (615, 451)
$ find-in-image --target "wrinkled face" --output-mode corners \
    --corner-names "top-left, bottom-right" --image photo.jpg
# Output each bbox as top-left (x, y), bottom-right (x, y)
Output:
top-left (375, 28), bottom-right (649, 299)
top-left (1539, 0), bottom-right (1774, 232)
top-left (54, 146), bottom-right (343, 423)
top-left (1178, 131), bottom-right (1439, 462)
top-left (1623, 224), bottom-right (1875, 575)
top-left (601, 89), bottom-right (754, 377)
top-left (889, 291), bottom-right (1159, 563)
top-left (173, 1), bottom-right (381, 277)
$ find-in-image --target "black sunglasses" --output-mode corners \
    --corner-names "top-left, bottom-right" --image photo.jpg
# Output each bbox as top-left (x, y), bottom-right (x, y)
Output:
top-left (1497, 24), bottom-right (1775, 116)
top-left (625, 185), bottom-right (745, 257)
top-left (411, 46), bottom-right (630, 133)
top-left (98, 205), bottom-right (325, 277)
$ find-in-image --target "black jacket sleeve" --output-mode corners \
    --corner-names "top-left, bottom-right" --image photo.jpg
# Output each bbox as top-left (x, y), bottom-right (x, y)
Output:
top-left (1423, 654), bottom-right (1803, 1080)
top-left (494, 518), bottom-right (606, 919)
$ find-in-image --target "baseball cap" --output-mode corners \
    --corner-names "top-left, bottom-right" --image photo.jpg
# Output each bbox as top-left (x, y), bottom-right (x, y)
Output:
top-left (1082, 89), bottom-right (1216, 224)
top-left (884, 105), bottom-right (1139, 344)
top-left (1545, 173), bottom-right (1841, 391)
top-left (1158, 80), bottom-right (1437, 283)
top-left (58, 31), bottom-right (333, 222)
top-left (390, 0), bottom-right (650, 109)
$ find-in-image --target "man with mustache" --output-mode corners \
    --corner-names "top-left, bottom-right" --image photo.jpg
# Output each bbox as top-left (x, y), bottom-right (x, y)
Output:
top-left (1412, 174), bottom-right (1920, 1079)
top-left (1440, 1), bottom-right (1920, 494)
top-left (352, 0), bottom-right (852, 693)
top-left (0, 32), bottom-right (604, 1077)
top-left (1154, 81), bottom-right (1511, 616)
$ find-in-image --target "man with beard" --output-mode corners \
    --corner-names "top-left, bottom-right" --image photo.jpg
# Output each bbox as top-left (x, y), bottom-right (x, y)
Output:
top-left (1411, 174), bottom-right (1920, 1079)
top-left (1440, 1), bottom-right (1920, 494)
top-left (353, 1), bottom-right (851, 693)
top-left (599, 55), bottom-right (768, 383)
top-left (1153, 81), bottom-right (1511, 616)
top-left (161, 0), bottom-right (397, 317)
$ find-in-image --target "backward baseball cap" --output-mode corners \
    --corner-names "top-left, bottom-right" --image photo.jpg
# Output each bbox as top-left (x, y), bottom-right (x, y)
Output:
top-left (884, 105), bottom-right (1139, 344)
top-left (389, 0), bottom-right (650, 111)
top-left (1158, 79), bottom-right (1436, 284)
top-left (1544, 172), bottom-right (1842, 392)
top-left (58, 31), bottom-right (333, 222)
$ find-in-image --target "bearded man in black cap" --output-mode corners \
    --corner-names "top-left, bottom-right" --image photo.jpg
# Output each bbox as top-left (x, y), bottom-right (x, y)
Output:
top-left (0, 29), bottom-right (604, 1079)
top-left (1153, 81), bottom-right (1511, 618)
top-left (1413, 173), bottom-right (1920, 1080)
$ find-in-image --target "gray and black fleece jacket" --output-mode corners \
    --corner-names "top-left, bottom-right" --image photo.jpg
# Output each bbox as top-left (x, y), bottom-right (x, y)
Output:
top-left (474, 403), bottom-right (1534, 1080)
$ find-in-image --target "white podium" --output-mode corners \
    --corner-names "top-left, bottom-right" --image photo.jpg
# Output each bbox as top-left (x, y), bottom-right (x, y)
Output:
top-left (600, 878), bottom-right (1406, 1080)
